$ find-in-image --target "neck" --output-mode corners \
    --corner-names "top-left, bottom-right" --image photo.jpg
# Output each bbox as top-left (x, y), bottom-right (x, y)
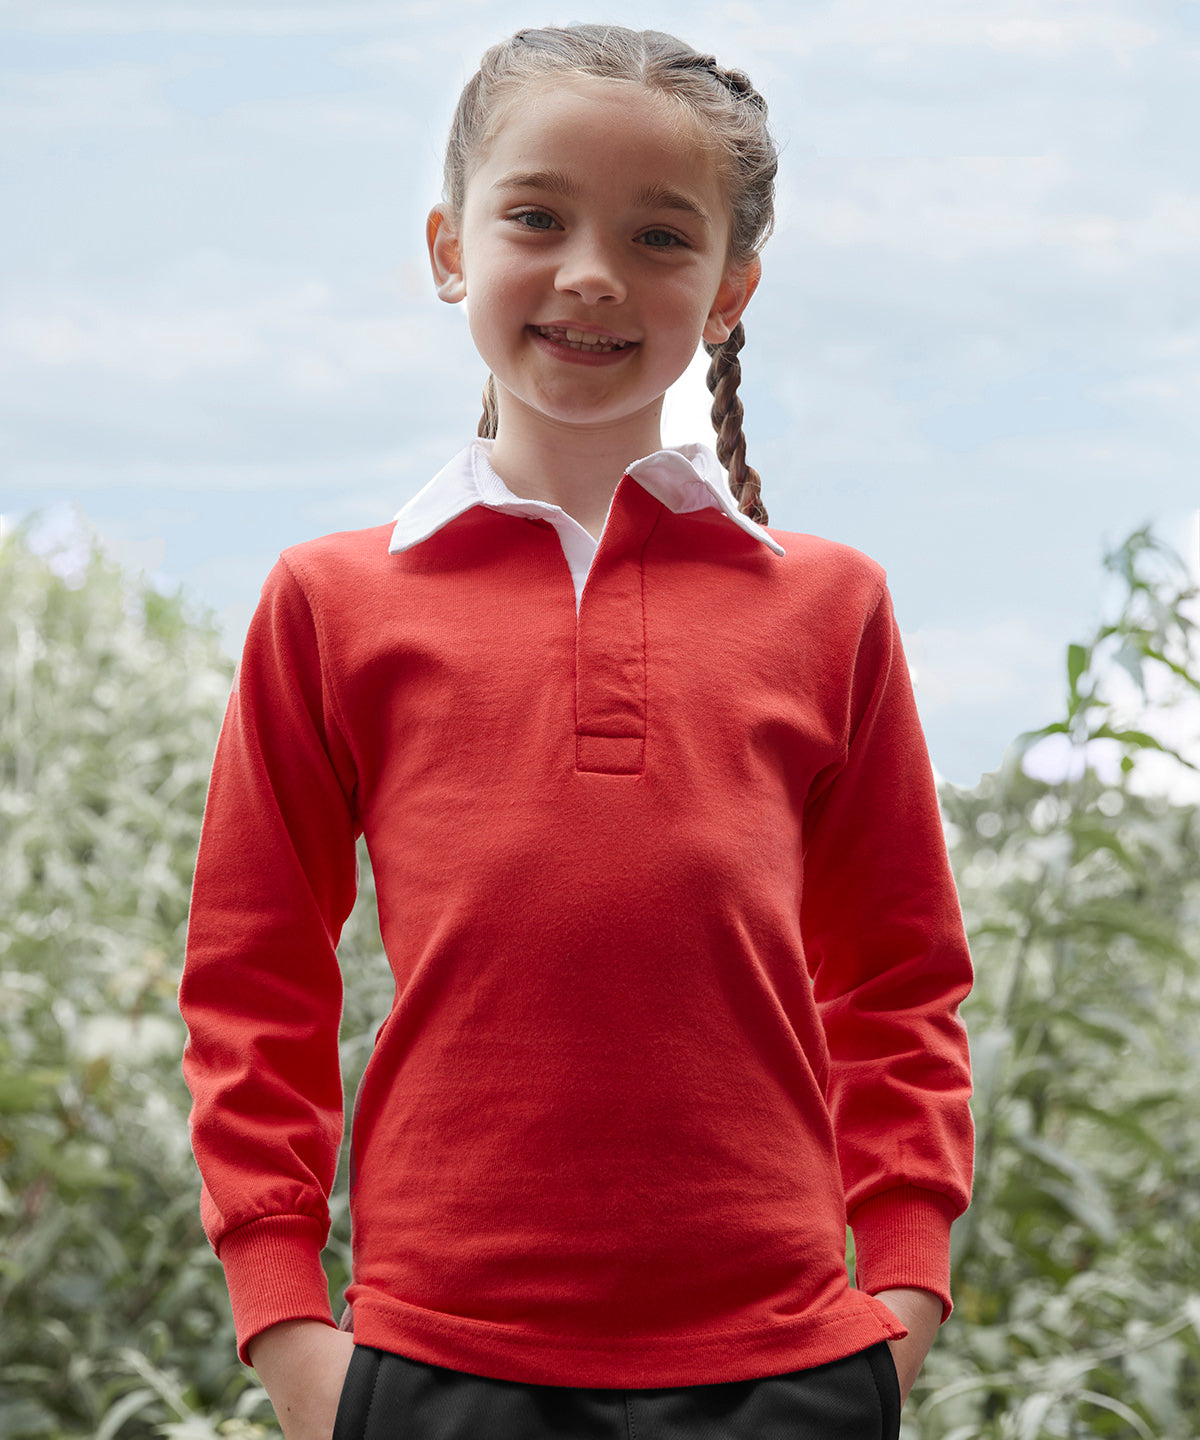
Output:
top-left (486, 395), bottom-right (667, 541)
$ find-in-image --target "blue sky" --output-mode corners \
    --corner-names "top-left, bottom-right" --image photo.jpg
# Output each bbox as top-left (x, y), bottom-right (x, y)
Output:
top-left (3, 0), bottom-right (1199, 784)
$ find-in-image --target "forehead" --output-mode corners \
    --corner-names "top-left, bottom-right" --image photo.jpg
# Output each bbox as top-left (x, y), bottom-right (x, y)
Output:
top-left (469, 73), bottom-right (725, 198)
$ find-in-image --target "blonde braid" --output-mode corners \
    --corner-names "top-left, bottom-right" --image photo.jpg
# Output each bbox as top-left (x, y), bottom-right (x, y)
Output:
top-left (478, 374), bottom-right (499, 439)
top-left (705, 324), bottom-right (767, 525)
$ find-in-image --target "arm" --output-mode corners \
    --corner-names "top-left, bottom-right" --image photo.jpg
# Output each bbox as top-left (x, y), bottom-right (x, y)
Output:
top-left (247, 1322), bottom-right (357, 1440)
top-left (800, 581), bottom-right (974, 1361)
top-left (179, 556), bottom-right (361, 1364)
top-left (874, 1287), bottom-right (944, 1403)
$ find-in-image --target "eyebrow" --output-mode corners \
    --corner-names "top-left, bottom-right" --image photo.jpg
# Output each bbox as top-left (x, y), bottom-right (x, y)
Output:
top-left (632, 183), bottom-right (712, 225)
top-left (492, 169), bottom-right (581, 199)
top-left (492, 170), bottom-right (712, 226)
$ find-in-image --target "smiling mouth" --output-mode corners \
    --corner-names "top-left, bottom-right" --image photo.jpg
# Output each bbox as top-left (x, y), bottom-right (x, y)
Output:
top-left (533, 325), bottom-right (633, 354)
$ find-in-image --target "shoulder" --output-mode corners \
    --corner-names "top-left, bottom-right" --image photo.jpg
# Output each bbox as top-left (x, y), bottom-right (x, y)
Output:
top-left (274, 524), bottom-right (396, 595)
top-left (254, 524), bottom-right (399, 622)
top-left (761, 526), bottom-right (888, 616)
top-left (243, 525), bottom-right (397, 667)
top-left (766, 527), bottom-right (885, 582)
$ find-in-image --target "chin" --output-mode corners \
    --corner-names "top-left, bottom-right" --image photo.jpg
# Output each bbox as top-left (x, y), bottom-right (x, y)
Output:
top-left (522, 395), bottom-right (628, 428)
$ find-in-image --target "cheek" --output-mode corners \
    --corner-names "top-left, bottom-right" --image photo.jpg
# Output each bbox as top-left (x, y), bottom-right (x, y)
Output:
top-left (468, 251), bottom-right (527, 309)
top-left (465, 309), bottom-right (495, 353)
top-left (657, 265), bottom-right (721, 313)
top-left (465, 296), bottom-right (514, 365)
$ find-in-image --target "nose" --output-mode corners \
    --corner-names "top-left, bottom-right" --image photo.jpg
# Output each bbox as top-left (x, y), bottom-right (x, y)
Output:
top-left (554, 229), bottom-right (626, 306)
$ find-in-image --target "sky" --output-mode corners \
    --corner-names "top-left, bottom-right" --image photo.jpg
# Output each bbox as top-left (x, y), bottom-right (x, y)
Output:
top-left (3, 0), bottom-right (1199, 786)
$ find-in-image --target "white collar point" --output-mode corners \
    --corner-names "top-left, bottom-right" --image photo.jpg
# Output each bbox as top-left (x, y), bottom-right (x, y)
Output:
top-left (389, 440), bottom-right (784, 558)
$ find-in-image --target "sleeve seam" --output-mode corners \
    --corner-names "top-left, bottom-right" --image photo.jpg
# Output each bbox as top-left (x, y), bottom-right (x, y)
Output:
top-left (216, 1209), bottom-right (329, 1248)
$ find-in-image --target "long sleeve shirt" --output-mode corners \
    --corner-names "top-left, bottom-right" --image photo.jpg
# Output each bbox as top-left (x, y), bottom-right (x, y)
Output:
top-left (180, 441), bottom-right (974, 1387)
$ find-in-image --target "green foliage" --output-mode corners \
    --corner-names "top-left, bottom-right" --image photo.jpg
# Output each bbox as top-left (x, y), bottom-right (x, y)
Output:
top-left (0, 517), bottom-right (392, 1438)
top-left (910, 529), bottom-right (1200, 1438)
top-left (2, 515), bottom-right (1198, 1437)
top-left (0, 520), bottom-right (268, 1437)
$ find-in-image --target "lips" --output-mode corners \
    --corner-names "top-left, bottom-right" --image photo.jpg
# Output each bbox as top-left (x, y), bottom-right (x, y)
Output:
top-left (533, 325), bottom-right (632, 354)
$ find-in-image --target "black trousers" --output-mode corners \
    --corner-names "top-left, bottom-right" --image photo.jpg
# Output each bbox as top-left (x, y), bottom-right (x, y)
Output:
top-left (332, 1342), bottom-right (901, 1440)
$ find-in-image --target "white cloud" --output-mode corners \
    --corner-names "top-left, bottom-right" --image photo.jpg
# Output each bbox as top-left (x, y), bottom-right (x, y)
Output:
top-left (698, 0), bottom-right (1159, 64)
top-left (6, 1), bottom-right (444, 36)
top-left (0, 63), bottom-right (175, 130)
top-left (904, 615), bottom-right (1063, 716)
top-left (781, 156), bottom-right (1063, 260)
top-left (13, 453), bottom-right (426, 494)
top-left (0, 56), bottom-right (426, 144)
top-left (0, 271), bottom-right (434, 390)
top-left (779, 158), bottom-right (1200, 279)
top-left (8, 0), bottom-right (1164, 53)
top-left (979, 11), bottom-right (1157, 58)
top-left (2, 295), bottom-right (266, 377)
top-left (219, 90), bottom-right (422, 140)
top-left (335, 38), bottom-right (448, 71)
top-left (1039, 190), bottom-right (1200, 276)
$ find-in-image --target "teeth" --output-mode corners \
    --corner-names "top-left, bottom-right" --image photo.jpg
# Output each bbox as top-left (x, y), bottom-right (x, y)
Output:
top-left (537, 325), bottom-right (629, 353)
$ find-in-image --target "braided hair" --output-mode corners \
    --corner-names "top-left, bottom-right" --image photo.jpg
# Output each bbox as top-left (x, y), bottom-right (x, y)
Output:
top-left (445, 25), bottom-right (777, 523)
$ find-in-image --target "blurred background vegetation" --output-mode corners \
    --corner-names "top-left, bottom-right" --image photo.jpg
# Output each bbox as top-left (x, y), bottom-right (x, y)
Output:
top-left (1, 515), bottom-right (1197, 1439)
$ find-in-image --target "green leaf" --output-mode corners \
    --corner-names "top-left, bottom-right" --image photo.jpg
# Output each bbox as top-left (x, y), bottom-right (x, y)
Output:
top-left (1015, 720), bottom-right (1070, 749)
top-left (1015, 1391), bottom-right (1057, 1440)
top-left (1067, 643), bottom-right (1089, 698)
top-left (1014, 1135), bottom-right (1119, 1243)
top-left (1111, 637), bottom-right (1147, 690)
top-left (95, 1387), bottom-right (159, 1440)
top-left (1076, 1389), bottom-right (1157, 1440)
top-left (1087, 724), bottom-right (1195, 768)
top-left (0, 1068), bottom-right (64, 1115)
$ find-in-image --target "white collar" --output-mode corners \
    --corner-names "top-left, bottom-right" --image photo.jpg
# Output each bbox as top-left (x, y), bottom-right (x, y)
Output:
top-left (389, 439), bottom-right (786, 559)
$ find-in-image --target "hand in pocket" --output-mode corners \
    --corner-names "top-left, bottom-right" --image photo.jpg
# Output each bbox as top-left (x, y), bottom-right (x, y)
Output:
top-left (247, 1320), bottom-right (357, 1440)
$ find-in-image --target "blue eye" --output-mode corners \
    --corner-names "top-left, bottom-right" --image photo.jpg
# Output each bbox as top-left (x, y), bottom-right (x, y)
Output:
top-left (514, 209), bottom-right (556, 230)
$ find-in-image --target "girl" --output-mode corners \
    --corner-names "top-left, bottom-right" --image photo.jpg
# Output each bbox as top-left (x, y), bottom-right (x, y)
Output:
top-left (180, 24), bottom-right (974, 1440)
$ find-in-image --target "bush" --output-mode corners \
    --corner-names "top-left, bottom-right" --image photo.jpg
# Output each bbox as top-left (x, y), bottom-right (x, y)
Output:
top-left (915, 530), bottom-right (1200, 1438)
top-left (0, 519), bottom-right (264, 1437)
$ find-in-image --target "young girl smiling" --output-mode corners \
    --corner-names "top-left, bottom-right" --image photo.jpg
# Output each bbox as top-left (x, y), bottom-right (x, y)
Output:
top-left (181, 25), bottom-right (974, 1440)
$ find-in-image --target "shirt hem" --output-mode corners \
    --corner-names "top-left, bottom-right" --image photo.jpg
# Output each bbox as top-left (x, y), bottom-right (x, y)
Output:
top-left (348, 1293), bottom-right (906, 1388)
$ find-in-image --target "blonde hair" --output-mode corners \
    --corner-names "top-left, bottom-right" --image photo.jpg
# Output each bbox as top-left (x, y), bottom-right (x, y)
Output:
top-left (442, 24), bottom-right (777, 524)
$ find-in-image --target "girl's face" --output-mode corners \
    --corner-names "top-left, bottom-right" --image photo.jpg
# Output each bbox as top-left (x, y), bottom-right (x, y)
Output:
top-left (427, 75), bottom-right (759, 444)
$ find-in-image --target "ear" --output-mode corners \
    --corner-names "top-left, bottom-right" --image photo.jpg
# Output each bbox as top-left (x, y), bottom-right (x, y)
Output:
top-left (427, 204), bottom-right (467, 304)
top-left (702, 256), bottom-right (762, 345)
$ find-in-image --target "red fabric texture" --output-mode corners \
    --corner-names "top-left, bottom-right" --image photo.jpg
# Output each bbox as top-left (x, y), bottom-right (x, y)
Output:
top-left (180, 478), bottom-right (973, 1385)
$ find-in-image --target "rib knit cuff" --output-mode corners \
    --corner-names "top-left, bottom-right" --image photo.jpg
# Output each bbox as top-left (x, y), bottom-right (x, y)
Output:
top-left (218, 1214), bottom-right (337, 1365)
top-left (848, 1184), bottom-right (959, 1322)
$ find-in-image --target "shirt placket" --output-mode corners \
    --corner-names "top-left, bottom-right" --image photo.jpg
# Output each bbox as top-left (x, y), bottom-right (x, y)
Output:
top-left (574, 477), bottom-right (661, 776)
